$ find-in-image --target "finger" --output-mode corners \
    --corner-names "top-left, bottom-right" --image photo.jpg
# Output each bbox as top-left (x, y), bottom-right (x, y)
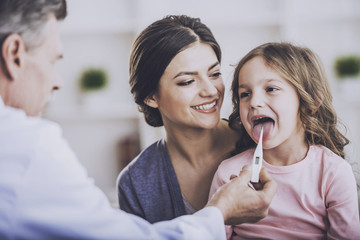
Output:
top-left (229, 174), bottom-right (238, 180)
top-left (241, 164), bottom-right (251, 173)
top-left (237, 164), bottom-right (252, 181)
top-left (258, 168), bottom-right (270, 184)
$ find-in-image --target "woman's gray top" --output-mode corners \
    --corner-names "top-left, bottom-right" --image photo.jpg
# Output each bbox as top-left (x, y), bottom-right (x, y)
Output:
top-left (117, 138), bottom-right (191, 223)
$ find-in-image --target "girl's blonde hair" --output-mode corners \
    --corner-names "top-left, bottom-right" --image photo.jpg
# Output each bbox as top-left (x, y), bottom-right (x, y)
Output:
top-left (229, 42), bottom-right (349, 158)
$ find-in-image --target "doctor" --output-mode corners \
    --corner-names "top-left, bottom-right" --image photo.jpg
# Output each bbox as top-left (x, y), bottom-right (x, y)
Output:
top-left (0, 0), bottom-right (277, 239)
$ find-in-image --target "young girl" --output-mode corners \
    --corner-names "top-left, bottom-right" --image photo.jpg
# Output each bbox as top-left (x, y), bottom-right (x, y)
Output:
top-left (209, 42), bottom-right (360, 239)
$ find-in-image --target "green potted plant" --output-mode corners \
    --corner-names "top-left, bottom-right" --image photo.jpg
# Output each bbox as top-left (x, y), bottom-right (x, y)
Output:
top-left (78, 67), bottom-right (109, 107)
top-left (334, 55), bottom-right (360, 102)
top-left (79, 67), bottom-right (108, 92)
top-left (334, 56), bottom-right (360, 79)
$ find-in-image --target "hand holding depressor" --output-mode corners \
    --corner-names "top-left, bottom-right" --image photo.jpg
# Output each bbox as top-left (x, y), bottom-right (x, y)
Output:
top-left (206, 165), bottom-right (277, 225)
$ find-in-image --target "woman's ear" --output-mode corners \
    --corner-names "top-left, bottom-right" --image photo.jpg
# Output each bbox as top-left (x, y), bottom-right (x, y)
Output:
top-left (144, 95), bottom-right (159, 108)
top-left (1, 33), bottom-right (25, 80)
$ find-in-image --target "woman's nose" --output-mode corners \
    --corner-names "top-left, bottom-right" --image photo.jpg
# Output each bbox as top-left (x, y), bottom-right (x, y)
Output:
top-left (199, 78), bottom-right (218, 97)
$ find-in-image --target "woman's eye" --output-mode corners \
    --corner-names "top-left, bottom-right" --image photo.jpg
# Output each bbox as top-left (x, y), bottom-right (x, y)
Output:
top-left (210, 71), bottom-right (222, 78)
top-left (177, 80), bottom-right (194, 86)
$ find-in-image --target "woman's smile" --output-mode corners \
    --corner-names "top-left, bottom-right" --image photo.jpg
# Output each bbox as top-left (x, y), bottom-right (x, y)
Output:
top-left (191, 99), bottom-right (218, 112)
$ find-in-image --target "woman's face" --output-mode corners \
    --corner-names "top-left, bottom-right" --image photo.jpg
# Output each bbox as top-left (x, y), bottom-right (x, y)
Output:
top-left (145, 42), bottom-right (224, 130)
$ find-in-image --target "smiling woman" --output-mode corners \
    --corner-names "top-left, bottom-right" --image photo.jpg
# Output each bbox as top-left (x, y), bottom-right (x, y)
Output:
top-left (116, 15), bottom-right (240, 223)
top-left (144, 42), bottom-right (224, 130)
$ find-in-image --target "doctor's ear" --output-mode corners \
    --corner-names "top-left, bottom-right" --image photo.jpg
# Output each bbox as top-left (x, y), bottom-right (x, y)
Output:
top-left (144, 95), bottom-right (159, 109)
top-left (1, 33), bottom-right (26, 80)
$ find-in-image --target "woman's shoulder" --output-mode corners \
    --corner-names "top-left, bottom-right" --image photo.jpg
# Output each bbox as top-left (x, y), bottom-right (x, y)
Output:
top-left (119, 138), bottom-right (169, 179)
top-left (218, 119), bottom-right (239, 140)
top-left (216, 119), bottom-right (241, 154)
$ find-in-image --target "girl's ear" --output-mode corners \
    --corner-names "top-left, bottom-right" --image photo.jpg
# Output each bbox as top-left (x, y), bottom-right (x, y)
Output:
top-left (1, 33), bottom-right (25, 80)
top-left (144, 95), bottom-right (159, 108)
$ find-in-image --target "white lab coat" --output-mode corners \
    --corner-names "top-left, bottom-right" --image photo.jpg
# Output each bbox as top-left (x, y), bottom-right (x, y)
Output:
top-left (0, 97), bottom-right (226, 240)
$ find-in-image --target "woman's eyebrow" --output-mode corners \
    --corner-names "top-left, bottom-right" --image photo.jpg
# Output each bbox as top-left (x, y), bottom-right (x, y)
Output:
top-left (208, 62), bottom-right (220, 71)
top-left (173, 71), bottom-right (197, 79)
top-left (173, 61), bottom-right (219, 79)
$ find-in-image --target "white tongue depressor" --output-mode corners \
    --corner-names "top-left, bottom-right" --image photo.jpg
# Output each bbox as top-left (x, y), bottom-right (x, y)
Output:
top-left (251, 126), bottom-right (263, 183)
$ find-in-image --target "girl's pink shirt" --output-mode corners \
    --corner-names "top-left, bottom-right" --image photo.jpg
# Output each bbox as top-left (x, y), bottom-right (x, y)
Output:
top-left (210, 145), bottom-right (360, 240)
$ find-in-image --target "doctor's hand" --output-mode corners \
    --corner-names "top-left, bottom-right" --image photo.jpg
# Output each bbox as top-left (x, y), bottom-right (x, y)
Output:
top-left (206, 165), bottom-right (277, 225)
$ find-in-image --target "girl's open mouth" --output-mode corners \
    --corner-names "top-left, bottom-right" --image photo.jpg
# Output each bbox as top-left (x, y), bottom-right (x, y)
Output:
top-left (252, 117), bottom-right (274, 141)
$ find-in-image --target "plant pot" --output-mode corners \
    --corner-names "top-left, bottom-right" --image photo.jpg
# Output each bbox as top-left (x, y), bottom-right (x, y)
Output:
top-left (80, 91), bottom-right (108, 110)
top-left (339, 78), bottom-right (360, 102)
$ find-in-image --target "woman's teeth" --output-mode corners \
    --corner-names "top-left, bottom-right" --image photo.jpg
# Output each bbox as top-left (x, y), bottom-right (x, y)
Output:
top-left (192, 101), bottom-right (216, 110)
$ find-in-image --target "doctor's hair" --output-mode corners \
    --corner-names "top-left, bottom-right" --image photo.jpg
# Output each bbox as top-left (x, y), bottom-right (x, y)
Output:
top-left (229, 42), bottom-right (349, 158)
top-left (129, 14), bottom-right (221, 127)
top-left (0, 0), bottom-right (67, 57)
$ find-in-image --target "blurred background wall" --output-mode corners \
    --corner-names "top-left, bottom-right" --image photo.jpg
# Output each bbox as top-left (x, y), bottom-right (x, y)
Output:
top-left (45, 0), bottom-right (360, 206)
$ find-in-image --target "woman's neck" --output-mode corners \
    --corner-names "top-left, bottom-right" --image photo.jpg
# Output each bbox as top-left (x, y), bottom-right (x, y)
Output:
top-left (164, 119), bottom-right (237, 167)
top-left (163, 119), bottom-right (238, 211)
top-left (165, 126), bottom-right (217, 167)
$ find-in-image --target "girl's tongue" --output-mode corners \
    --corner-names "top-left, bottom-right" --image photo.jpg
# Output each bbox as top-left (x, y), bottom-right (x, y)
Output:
top-left (252, 121), bottom-right (273, 142)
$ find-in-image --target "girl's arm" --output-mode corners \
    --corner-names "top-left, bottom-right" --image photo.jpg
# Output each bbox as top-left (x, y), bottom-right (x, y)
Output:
top-left (326, 161), bottom-right (360, 239)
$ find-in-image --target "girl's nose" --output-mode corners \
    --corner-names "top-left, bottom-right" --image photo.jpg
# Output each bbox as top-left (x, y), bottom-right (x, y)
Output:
top-left (249, 91), bottom-right (265, 109)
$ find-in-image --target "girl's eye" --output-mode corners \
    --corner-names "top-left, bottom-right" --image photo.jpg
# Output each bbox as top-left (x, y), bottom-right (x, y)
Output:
top-left (177, 80), bottom-right (194, 86)
top-left (266, 87), bottom-right (279, 92)
top-left (210, 71), bottom-right (222, 78)
top-left (239, 92), bottom-right (250, 99)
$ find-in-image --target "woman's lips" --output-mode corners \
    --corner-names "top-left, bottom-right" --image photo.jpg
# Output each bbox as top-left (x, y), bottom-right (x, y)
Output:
top-left (191, 100), bottom-right (218, 113)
